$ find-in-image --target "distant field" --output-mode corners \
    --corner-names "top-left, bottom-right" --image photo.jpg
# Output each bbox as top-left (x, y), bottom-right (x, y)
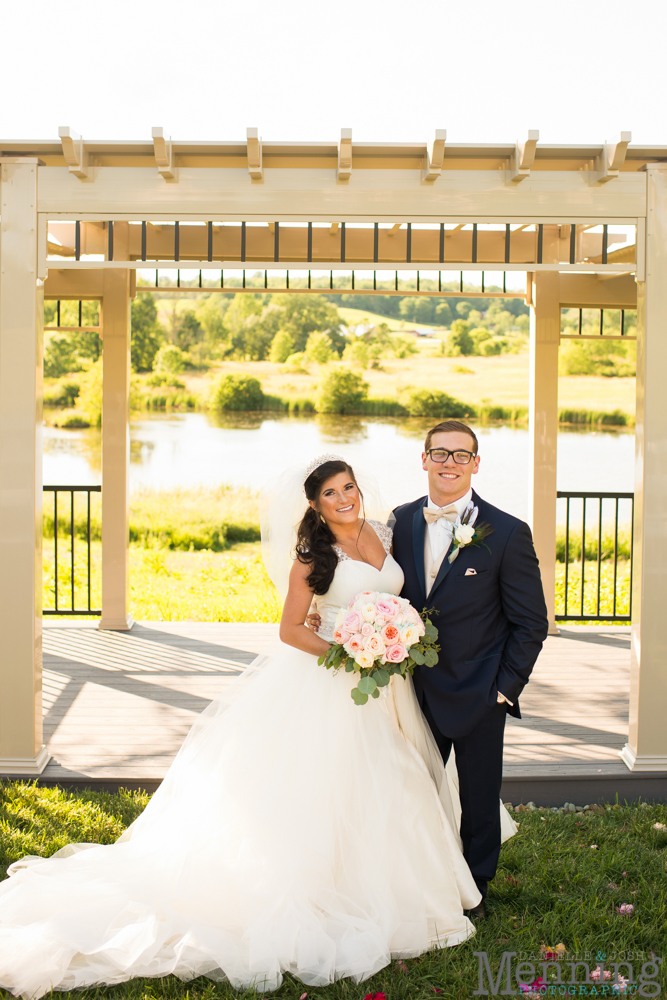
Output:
top-left (185, 353), bottom-right (636, 416)
top-left (337, 305), bottom-right (443, 333)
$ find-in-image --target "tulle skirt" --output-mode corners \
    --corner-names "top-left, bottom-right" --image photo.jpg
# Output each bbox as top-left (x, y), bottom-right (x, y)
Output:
top-left (0, 642), bottom-right (485, 998)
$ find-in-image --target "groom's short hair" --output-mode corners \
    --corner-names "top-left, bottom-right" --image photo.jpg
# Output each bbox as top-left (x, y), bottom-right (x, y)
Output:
top-left (424, 420), bottom-right (478, 455)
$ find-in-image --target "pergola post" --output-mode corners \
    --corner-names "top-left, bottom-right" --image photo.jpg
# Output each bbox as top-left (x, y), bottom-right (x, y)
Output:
top-left (528, 269), bottom-right (560, 633)
top-left (0, 159), bottom-right (49, 774)
top-left (621, 166), bottom-right (667, 771)
top-left (99, 227), bottom-right (133, 631)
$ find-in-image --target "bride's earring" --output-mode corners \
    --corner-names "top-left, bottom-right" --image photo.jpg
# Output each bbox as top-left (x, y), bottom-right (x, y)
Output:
top-left (320, 515), bottom-right (326, 524)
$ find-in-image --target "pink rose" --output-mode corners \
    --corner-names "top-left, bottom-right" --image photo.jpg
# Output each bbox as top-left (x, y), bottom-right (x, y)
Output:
top-left (384, 643), bottom-right (408, 663)
top-left (344, 634), bottom-right (364, 654)
top-left (361, 622), bottom-right (375, 637)
top-left (375, 599), bottom-right (396, 621)
top-left (405, 605), bottom-right (421, 625)
top-left (381, 623), bottom-right (400, 644)
top-left (333, 628), bottom-right (351, 644)
top-left (343, 610), bottom-right (362, 632)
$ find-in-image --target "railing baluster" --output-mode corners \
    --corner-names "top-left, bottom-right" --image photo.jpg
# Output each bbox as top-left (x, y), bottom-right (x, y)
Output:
top-left (613, 497), bottom-right (619, 618)
top-left (629, 495), bottom-right (635, 619)
top-left (70, 490), bottom-right (75, 611)
top-left (596, 497), bottom-right (602, 617)
top-left (564, 497), bottom-right (570, 617)
top-left (54, 491), bottom-right (58, 612)
top-left (87, 490), bottom-right (92, 612)
top-left (580, 497), bottom-right (586, 618)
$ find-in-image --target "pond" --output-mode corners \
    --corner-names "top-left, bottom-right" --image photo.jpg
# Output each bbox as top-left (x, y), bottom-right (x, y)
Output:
top-left (43, 413), bottom-right (635, 523)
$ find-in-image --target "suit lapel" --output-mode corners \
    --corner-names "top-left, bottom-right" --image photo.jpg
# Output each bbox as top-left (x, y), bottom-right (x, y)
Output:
top-left (412, 499), bottom-right (428, 600)
top-left (428, 489), bottom-right (484, 601)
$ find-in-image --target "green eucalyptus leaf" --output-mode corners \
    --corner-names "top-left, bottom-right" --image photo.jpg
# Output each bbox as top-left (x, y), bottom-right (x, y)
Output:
top-left (371, 688), bottom-right (380, 698)
top-left (351, 687), bottom-right (369, 706)
top-left (411, 648), bottom-right (425, 665)
top-left (345, 660), bottom-right (355, 672)
top-left (358, 675), bottom-right (378, 696)
top-left (423, 647), bottom-right (439, 667)
top-left (374, 668), bottom-right (390, 687)
top-left (424, 622), bottom-right (438, 642)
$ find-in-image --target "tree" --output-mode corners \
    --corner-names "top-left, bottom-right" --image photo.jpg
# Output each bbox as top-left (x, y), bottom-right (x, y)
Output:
top-left (456, 302), bottom-right (472, 319)
top-left (317, 368), bottom-right (369, 414)
top-left (305, 331), bottom-right (334, 364)
top-left (269, 329), bottom-right (295, 363)
top-left (131, 293), bottom-right (165, 372)
top-left (271, 294), bottom-right (341, 352)
top-left (413, 298), bottom-right (436, 324)
top-left (195, 296), bottom-right (230, 348)
top-left (175, 310), bottom-right (203, 352)
top-left (449, 319), bottom-right (474, 356)
top-left (434, 302), bottom-right (452, 326)
top-left (44, 335), bottom-right (80, 377)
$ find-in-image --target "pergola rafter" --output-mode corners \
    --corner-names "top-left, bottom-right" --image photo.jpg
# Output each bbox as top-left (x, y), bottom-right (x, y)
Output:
top-left (0, 131), bottom-right (665, 780)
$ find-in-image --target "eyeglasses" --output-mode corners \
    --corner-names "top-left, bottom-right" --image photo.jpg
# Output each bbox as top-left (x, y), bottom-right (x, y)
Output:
top-left (427, 448), bottom-right (476, 465)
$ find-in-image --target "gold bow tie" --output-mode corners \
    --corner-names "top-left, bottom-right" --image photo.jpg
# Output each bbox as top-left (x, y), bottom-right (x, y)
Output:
top-left (423, 505), bottom-right (458, 525)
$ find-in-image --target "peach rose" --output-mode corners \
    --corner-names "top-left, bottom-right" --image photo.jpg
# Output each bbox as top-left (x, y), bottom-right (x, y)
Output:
top-left (361, 622), bottom-right (375, 637)
top-left (363, 633), bottom-right (386, 656)
top-left (381, 623), bottom-right (401, 645)
top-left (333, 628), bottom-right (351, 644)
top-left (344, 634), bottom-right (364, 655)
top-left (384, 643), bottom-right (408, 663)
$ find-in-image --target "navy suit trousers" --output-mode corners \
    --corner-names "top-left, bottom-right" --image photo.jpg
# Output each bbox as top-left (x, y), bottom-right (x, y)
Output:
top-left (420, 695), bottom-right (507, 898)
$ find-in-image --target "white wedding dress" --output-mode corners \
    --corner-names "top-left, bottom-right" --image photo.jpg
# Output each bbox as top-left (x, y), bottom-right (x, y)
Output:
top-left (0, 521), bottom-right (515, 999)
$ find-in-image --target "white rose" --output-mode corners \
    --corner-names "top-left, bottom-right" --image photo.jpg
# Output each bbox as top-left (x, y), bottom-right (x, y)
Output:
top-left (400, 624), bottom-right (419, 646)
top-left (361, 603), bottom-right (376, 622)
top-left (355, 650), bottom-right (375, 670)
top-left (335, 608), bottom-right (345, 627)
top-left (454, 523), bottom-right (475, 545)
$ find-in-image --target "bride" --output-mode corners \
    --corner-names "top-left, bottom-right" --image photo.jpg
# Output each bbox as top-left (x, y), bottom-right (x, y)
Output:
top-left (0, 456), bottom-right (514, 999)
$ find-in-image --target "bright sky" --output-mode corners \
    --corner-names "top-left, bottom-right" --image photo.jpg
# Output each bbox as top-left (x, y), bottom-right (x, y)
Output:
top-left (4, 0), bottom-right (664, 145)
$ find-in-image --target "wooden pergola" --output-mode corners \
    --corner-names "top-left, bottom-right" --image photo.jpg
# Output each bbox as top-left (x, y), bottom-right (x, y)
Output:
top-left (0, 127), bottom-right (664, 776)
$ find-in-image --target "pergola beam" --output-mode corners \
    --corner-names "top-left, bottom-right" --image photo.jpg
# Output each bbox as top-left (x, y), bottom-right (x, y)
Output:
top-left (58, 127), bottom-right (88, 180)
top-left (598, 131), bottom-right (632, 183)
top-left (508, 130), bottom-right (539, 183)
top-left (247, 128), bottom-right (263, 181)
top-left (423, 129), bottom-right (446, 183)
top-left (337, 128), bottom-right (352, 182)
top-left (151, 128), bottom-right (176, 181)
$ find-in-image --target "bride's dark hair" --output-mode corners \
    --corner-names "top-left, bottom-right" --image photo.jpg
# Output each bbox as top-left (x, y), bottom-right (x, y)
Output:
top-left (295, 459), bottom-right (363, 595)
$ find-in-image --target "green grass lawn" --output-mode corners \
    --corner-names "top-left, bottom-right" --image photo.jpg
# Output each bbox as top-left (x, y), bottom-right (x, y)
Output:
top-left (1, 783), bottom-right (665, 1000)
top-left (337, 305), bottom-right (444, 333)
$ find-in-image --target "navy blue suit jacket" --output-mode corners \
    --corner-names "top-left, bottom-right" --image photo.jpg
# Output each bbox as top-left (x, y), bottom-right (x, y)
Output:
top-left (392, 490), bottom-right (549, 738)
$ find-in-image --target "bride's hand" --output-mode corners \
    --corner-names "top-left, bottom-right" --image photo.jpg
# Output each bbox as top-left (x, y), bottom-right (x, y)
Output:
top-left (306, 613), bottom-right (321, 632)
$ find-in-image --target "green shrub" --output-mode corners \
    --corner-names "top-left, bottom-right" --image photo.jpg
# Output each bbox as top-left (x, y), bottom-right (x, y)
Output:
top-left (76, 359), bottom-right (103, 426)
top-left (304, 331), bottom-right (334, 364)
top-left (54, 410), bottom-right (91, 429)
top-left (403, 389), bottom-right (472, 418)
top-left (43, 378), bottom-right (80, 407)
top-left (269, 329), bottom-right (295, 363)
top-left (556, 525), bottom-right (632, 563)
top-left (154, 344), bottom-right (186, 376)
top-left (212, 373), bottom-right (264, 411)
top-left (558, 408), bottom-right (631, 427)
top-left (317, 368), bottom-right (369, 413)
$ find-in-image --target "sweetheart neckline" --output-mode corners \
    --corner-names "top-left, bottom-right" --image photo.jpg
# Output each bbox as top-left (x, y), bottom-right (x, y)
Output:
top-left (338, 553), bottom-right (391, 572)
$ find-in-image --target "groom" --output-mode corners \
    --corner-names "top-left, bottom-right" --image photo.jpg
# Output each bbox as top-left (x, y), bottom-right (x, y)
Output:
top-left (390, 420), bottom-right (548, 917)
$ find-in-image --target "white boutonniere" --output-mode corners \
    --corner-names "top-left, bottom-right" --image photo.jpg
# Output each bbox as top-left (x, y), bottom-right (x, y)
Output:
top-left (448, 503), bottom-right (494, 563)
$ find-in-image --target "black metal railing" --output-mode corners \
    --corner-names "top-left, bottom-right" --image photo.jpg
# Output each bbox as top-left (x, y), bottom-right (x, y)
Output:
top-left (43, 486), bottom-right (101, 616)
top-left (556, 491), bottom-right (634, 622)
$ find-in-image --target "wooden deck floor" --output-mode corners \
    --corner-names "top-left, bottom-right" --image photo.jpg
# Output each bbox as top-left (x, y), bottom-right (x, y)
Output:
top-left (28, 621), bottom-right (636, 796)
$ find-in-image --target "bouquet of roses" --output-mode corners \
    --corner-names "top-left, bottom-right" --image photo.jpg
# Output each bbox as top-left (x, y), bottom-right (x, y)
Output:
top-left (317, 590), bottom-right (439, 705)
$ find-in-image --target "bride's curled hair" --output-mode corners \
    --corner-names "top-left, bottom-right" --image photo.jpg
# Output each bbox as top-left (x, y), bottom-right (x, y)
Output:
top-left (295, 459), bottom-right (362, 594)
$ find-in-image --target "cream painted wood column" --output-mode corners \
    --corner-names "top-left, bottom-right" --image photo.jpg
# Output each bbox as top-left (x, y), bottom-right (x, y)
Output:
top-left (528, 268), bottom-right (560, 633)
top-left (0, 159), bottom-right (49, 774)
top-left (99, 224), bottom-right (133, 630)
top-left (621, 167), bottom-right (667, 771)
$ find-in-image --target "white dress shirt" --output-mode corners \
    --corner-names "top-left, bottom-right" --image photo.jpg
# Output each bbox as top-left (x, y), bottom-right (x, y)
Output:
top-left (425, 488), bottom-right (473, 561)
top-left (424, 488), bottom-right (513, 707)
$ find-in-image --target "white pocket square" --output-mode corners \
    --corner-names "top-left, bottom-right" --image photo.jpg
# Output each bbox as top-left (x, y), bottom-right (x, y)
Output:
top-left (464, 568), bottom-right (477, 576)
